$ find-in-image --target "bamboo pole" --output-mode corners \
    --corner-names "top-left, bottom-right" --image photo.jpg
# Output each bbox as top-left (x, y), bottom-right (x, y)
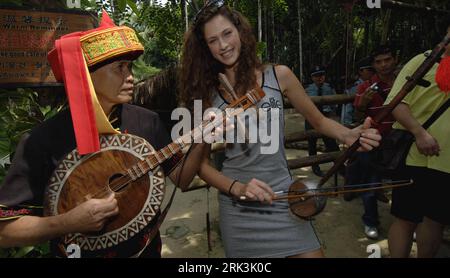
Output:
top-left (284, 94), bottom-right (355, 109)
top-left (287, 151), bottom-right (343, 169)
top-left (183, 151), bottom-right (344, 192)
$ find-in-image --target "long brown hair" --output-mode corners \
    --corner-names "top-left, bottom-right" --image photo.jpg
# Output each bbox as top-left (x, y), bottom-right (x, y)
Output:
top-left (179, 5), bottom-right (262, 110)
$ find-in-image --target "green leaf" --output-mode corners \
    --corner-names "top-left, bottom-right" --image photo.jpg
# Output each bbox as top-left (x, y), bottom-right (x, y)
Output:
top-left (126, 0), bottom-right (139, 15)
top-left (0, 140), bottom-right (11, 159)
top-left (132, 56), bottom-right (161, 81)
top-left (12, 246), bottom-right (35, 258)
top-left (118, 0), bottom-right (127, 12)
top-left (36, 242), bottom-right (51, 257)
top-left (39, 105), bottom-right (51, 117)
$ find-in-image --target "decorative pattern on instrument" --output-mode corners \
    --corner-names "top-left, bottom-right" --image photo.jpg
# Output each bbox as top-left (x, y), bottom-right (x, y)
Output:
top-left (45, 134), bottom-right (165, 252)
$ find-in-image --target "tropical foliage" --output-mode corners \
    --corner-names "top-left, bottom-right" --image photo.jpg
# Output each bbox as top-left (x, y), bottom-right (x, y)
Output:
top-left (0, 89), bottom-right (65, 258)
top-left (0, 89), bottom-right (65, 183)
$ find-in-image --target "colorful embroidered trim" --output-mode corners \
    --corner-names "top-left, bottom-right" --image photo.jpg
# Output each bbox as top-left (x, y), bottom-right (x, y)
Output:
top-left (80, 26), bottom-right (144, 67)
top-left (0, 205), bottom-right (42, 220)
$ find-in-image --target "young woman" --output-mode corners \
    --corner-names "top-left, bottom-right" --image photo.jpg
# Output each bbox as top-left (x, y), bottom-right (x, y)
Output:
top-left (180, 1), bottom-right (381, 258)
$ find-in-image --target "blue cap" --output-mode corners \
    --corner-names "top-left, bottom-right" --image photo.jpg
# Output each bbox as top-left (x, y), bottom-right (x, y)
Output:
top-left (310, 65), bottom-right (326, 76)
top-left (357, 57), bottom-right (373, 70)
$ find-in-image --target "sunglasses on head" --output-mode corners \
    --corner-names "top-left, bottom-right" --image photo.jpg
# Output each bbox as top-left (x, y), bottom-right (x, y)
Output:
top-left (193, 0), bottom-right (226, 26)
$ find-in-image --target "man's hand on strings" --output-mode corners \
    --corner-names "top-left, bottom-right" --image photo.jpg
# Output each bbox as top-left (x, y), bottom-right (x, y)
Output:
top-left (62, 193), bottom-right (119, 234)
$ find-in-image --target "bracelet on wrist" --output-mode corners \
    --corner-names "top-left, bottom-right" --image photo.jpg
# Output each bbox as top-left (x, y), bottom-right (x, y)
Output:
top-left (228, 180), bottom-right (239, 196)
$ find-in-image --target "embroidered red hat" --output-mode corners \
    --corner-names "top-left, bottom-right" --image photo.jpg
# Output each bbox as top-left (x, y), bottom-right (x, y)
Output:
top-left (47, 11), bottom-right (143, 155)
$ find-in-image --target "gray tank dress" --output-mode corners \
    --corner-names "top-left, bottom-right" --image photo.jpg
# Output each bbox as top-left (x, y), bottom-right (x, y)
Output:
top-left (211, 65), bottom-right (321, 258)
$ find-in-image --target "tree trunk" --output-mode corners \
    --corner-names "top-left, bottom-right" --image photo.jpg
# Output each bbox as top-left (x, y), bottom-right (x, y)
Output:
top-left (297, 0), bottom-right (304, 82)
top-left (181, 0), bottom-right (188, 31)
top-left (363, 17), bottom-right (370, 56)
top-left (267, 0), bottom-right (274, 61)
top-left (258, 0), bottom-right (262, 42)
top-left (381, 9), bottom-right (392, 44)
top-left (264, 0), bottom-right (268, 59)
top-left (270, 0), bottom-right (275, 62)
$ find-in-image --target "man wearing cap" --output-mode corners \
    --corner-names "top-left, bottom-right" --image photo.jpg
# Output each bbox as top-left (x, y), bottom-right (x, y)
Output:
top-left (0, 11), bottom-right (203, 258)
top-left (305, 66), bottom-right (340, 177)
top-left (341, 57), bottom-right (374, 126)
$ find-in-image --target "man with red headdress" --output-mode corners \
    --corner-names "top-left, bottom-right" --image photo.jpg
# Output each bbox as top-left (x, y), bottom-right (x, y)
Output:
top-left (387, 26), bottom-right (450, 258)
top-left (0, 11), bottom-right (202, 258)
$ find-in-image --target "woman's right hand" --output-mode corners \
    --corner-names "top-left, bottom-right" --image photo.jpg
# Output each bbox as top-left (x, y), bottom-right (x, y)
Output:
top-left (62, 194), bottom-right (119, 234)
top-left (231, 178), bottom-right (275, 204)
top-left (202, 111), bottom-right (235, 144)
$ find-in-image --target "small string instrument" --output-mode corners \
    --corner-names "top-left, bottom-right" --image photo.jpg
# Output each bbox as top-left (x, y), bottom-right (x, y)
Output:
top-left (277, 179), bottom-right (413, 220)
top-left (44, 87), bottom-right (265, 257)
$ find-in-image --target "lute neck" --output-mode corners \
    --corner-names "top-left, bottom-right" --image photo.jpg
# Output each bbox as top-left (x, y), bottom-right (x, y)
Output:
top-left (124, 88), bottom-right (266, 181)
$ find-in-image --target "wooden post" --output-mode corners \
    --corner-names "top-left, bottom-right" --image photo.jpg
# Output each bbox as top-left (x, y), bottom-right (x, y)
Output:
top-left (287, 151), bottom-right (343, 169)
top-left (284, 94), bottom-right (355, 109)
top-left (285, 130), bottom-right (324, 143)
top-left (184, 151), bottom-right (344, 192)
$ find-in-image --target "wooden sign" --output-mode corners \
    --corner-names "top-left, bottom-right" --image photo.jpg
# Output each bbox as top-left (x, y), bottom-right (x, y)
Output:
top-left (0, 9), bottom-right (96, 88)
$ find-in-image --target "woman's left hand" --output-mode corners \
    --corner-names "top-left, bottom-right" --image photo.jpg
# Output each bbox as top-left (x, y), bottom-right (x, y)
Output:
top-left (344, 117), bottom-right (382, 152)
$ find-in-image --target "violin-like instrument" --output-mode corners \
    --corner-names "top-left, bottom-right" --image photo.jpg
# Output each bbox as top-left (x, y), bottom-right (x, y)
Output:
top-left (283, 34), bottom-right (450, 220)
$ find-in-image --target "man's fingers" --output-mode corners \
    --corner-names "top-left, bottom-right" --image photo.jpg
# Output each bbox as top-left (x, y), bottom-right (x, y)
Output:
top-left (433, 147), bottom-right (441, 156)
top-left (420, 146), bottom-right (433, 156)
top-left (102, 206), bottom-right (120, 219)
top-left (96, 197), bottom-right (118, 213)
top-left (434, 141), bottom-right (441, 155)
top-left (105, 193), bottom-right (115, 201)
top-left (429, 145), bottom-right (440, 156)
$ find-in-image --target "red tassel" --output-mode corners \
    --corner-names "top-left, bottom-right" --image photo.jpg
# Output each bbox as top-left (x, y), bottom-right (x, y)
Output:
top-left (100, 9), bottom-right (115, 28)
top-left (436, 55), bottom-right (450, 95)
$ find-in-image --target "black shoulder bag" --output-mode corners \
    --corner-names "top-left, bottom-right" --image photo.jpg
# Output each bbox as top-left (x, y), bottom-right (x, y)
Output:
top-left (373, 98), bottom-right (450, 176)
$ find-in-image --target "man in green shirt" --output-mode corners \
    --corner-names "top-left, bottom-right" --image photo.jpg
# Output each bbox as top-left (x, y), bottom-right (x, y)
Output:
top-left (386, 26), bottom-right (450, 258)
